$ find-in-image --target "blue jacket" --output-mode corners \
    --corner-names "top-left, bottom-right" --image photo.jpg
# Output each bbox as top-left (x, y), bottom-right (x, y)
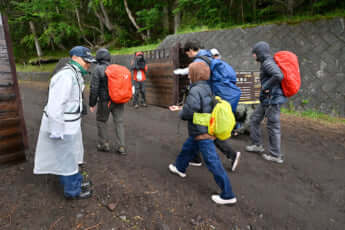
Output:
top-left (179, 80), bottom-right (213, 137)
top-left (252, 42), bottom-right (287, 105)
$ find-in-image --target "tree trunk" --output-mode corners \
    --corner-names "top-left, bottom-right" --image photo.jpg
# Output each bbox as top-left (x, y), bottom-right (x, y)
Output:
top-left (173, 0), bottom-right (180, 34)
top-left (287, 0), bottom-right (294, 16)
top-left (123, 0), bottom-right (147, 40)
top-left (252, 0), bottom-right (256, 22)
top-left (99, 1), bottom-right (113, 31)
top-left (29, 21), bottom-right (43, 58)
top-left (75, 7), bottom-right (94, 47)
top-left (163, 4), bottom-right (169, 32)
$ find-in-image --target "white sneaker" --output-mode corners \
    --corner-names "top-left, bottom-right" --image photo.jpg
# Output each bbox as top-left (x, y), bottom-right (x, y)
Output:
top-left (245, 144), bottom-right (264, 153)
top-left (168, 164), bottom-right (186, 178)
top-left (211, 195), bottom-right (237, 205)
top-left (189, 161), bottom-right (202, 167)
top-left (262, 154), bottom-right (284, 164)
top-left (231, 152), bottom-right (241, 172)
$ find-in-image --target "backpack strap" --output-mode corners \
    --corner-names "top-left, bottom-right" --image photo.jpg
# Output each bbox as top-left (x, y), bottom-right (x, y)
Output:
top-left (194, 55), bottom-right (211, 66)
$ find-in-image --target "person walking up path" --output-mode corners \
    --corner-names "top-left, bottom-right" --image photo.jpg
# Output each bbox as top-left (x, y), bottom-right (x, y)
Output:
top-left (245, 41), bottom-right (287, 164)
top-left (169, 62), bottom-right (237, 205)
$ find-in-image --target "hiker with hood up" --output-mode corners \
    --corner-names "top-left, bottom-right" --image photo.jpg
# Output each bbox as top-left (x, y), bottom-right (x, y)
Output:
top-left (89, 48), bottom-right (127, 155)
top-left (131, 52), bottom-right (148, 108)
top-left (168, 62), bottom-right (237, 205)
top-left (174, 39), bottom-right (241, 171)
top-left (245, 41), bottom-right (287, 164)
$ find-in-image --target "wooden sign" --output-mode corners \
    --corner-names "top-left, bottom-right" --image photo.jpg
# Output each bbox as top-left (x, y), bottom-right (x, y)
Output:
top-left (0, 13), bottom-right (27, 164)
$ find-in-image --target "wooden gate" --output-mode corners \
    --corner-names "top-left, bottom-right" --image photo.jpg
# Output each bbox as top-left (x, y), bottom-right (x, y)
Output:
top-left (0, 14), bottom-right (27, 164)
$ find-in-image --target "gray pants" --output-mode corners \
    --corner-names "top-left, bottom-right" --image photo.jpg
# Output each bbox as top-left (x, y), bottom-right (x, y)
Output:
top-left (133, 81), bottom-right (146, 105)
top-left (96, 101), bottom-right (125, 148)
top-left (249, 103), bottom-right (282, 157)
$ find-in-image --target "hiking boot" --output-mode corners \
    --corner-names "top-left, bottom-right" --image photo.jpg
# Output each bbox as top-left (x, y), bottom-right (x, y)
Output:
top-left (168, 164), bottom-right (186, 178)
top-left (81, 181), bottom-right (92, 191)
top-left (211, 195), bottom-right (237, 205)
top-left (97, 143), bottom-right (110, 152)
top-left (245, 144), bottom-right (264, 153)
top-left (262, 154), bottom-right (284, 164)
top-left (230, 152), bottom-right (241, 172)
top-left (117, 146), bottom-right (127, 155)
top-left (65, 190), bottom-right (92, 200)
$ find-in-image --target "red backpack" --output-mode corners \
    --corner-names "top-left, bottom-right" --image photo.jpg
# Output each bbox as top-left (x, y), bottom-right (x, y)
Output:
top-left (105, 64), bottom-right (133, 104)
top-left (274, 51), bottom-right (301, 97)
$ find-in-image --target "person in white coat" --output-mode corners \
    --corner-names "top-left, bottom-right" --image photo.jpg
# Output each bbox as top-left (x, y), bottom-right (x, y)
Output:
top-left (34, 46), bottom-right (96, 199)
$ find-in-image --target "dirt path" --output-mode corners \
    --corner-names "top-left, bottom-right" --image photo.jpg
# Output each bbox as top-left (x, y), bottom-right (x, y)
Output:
top-left (1, 81), bottom-right (344, 230)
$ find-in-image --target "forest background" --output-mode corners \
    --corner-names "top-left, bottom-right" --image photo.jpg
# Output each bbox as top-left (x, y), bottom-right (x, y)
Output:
top-left (0, 0), bottom-right (345, 62)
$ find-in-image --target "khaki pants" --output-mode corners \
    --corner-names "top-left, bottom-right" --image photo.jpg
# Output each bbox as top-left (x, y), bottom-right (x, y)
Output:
top-left (96, 101), bottom-right (125, 148)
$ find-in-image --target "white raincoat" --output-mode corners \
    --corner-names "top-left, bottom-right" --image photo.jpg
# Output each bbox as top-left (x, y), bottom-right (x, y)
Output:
top-left (34, 63), bottom-right (85, 176)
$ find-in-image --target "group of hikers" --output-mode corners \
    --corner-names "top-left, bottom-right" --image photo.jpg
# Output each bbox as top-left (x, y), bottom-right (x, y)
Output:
top-left (33, 39), bottom-right (288, 205)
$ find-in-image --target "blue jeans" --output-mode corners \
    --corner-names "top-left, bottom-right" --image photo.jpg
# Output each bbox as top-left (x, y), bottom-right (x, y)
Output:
top-left (59, 173), bottom-right (83, 198)
top-left (175, 137), bottom-right (235, 199)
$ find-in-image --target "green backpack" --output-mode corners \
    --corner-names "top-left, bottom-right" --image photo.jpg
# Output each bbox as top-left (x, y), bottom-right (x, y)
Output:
top-left (193, 96), bottom-right (236, 140)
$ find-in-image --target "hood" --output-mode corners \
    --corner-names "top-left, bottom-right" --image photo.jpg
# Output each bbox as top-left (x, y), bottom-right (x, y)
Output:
top-left (196, 49), bottom-right (213, 58)
top-left (252, 41), bottom-right (271, 62)
top-left (96, 48), bottom-right (111, 63)
top-left (189, 62), bottom-right (210, 83)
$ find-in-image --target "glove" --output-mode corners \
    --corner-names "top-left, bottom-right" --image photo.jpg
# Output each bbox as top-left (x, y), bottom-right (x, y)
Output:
top-left (173, 68), bottom-right (189, 75)
top-left (49, 132), bottom-right (64, 140)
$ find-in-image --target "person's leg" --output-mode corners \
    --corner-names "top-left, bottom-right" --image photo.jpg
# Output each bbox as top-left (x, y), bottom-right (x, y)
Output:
top-left (96, 101), bottom-right (110, 151)
top-left (59, 173), bottom-right (83, 198)
top-left (175, 136), bottom-right (199, 173)
top-left (140, 82), bottom-right (146, 106)
top-left (133, 81), bottom-right (140, 107)
top-left (111, 103), bottom-right (126, 152)
top-left (214, 138), bottom-right (240, 171)
top-left (198, 140), bottom-right (235, 199)
top-left (214, 139), bottom-right (236, 159)
top-left (262, 104), bottom-right (284, 163)
top-left (246, 104), bottom-right (266, 152)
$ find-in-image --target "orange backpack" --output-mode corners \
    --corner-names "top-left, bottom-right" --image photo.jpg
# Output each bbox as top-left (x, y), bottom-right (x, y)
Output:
top-left (105, 64), bottom-right (133, 104)
top-left (274, 51), bottom-right (301, 97)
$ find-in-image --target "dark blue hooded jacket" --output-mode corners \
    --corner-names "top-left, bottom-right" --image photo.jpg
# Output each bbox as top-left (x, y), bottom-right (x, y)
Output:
top-left (252, 42), bottom-right (287, 105)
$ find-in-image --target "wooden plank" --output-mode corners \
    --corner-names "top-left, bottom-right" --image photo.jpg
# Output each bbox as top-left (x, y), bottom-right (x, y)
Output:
top-left (0, 117), bottom-right (20, 130)
top-left (0, 92), bottom-right (16, 102)
top-left (0, 100), bottom-right (17, 113)
top-left (0, 126), bottom-right (21, 139)
top-left (0, 151), bottom-right (26, 164)
top-left (0, 135), bottom-right (24, 153)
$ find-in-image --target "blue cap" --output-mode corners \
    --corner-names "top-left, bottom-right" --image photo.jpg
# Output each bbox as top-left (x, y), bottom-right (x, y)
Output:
top-left (69, 46), bottom-right (96, 63)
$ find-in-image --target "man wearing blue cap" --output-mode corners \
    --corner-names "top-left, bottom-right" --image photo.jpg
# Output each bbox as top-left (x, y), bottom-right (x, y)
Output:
top-left (34, 46), bottom-right (96, 199)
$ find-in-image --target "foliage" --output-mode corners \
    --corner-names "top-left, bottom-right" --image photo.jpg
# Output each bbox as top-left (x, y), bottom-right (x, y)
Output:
top-left (4, 0), bottom-right (345, 62)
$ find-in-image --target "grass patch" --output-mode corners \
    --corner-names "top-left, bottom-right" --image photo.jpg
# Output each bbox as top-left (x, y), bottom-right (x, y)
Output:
top-left (177, 12), bottom-right (345, 35)
top-left (281, 108), bottom-right (345, 124)
top-left (16, 63), bottom-right (57, 73)
top-left (108, 43), bottom-right (160, 55)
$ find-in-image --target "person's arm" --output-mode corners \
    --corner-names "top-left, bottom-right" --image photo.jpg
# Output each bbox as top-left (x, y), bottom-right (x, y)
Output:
top-left (46, 70), bottom-right (73, 139)
top-left (89, 66), bottom-right (101, 108)
top-left (261, 60), bottom-right (284, 92)
top-left (179, 88), bottom-right (201, 120)
top-left (173, 67), bottom-right (189, 75)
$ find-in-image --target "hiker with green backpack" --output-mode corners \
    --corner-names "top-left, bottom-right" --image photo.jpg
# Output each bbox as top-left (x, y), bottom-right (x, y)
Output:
top-left (168, 62), bottom-right (237, 205)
